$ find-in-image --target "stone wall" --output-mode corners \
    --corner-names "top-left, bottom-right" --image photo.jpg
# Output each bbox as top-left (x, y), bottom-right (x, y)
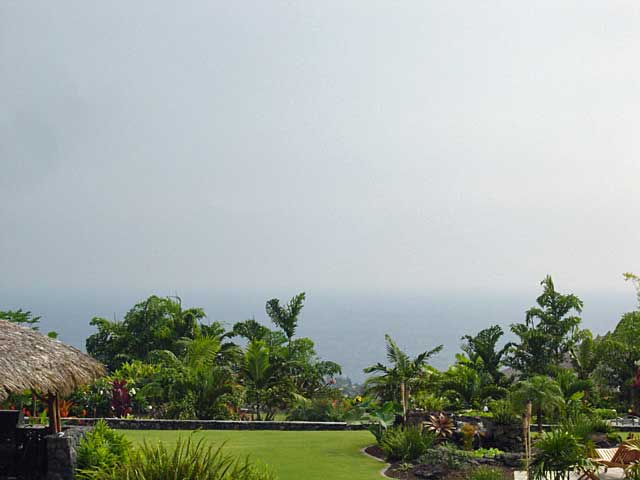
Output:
top-left (61, 418), bottom-right (367, 431)
top-left (46, 427), bottom-right (91, 480)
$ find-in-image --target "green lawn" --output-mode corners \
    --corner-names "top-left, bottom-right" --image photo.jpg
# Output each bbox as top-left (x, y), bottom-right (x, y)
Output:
top-left (123, 430), bottom-right (384, 480)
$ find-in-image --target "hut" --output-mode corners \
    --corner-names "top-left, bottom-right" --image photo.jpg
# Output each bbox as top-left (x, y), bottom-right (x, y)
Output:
top-left (0, 319), bottom-right (105, 432)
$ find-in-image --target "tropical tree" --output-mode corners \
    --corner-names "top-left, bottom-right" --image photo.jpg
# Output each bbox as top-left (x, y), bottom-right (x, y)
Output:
top-left (242, 340), bottom-right (279, 420)
top-left (569, 329), bottom-right (599, 381)
top-left (86, 295), bottom-right (206, 370)
top-left (265, 293), bottom-right (306, 347)
top-left (364, 334), bottom-right (442, 423)
top-left (511, 375), bottom-right (564, 432)
top-left (0, 308), bottom-right (57, 338)
top-left (231, 318), bottom-right (270, 343)
top-left (147, 335), bottom-right (236, 419)
top-left (438, 355), bottom-right (506, 408)
top-left (508, 276), bottom-right (583, 376)
top-left (0, 308), bottom-right (41, 327)
top-left (461, 325), bottom-right (512, 385)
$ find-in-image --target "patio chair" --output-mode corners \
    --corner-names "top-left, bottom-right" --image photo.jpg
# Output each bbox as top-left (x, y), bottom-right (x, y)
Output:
top-left (578, 440), bottom-right (640, 480)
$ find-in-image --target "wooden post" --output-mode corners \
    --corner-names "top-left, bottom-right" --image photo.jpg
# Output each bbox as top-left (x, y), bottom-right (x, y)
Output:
top-left (47, 393), bottom-right (62, 433)
top-left (523, 400), bottom-right (532, 471)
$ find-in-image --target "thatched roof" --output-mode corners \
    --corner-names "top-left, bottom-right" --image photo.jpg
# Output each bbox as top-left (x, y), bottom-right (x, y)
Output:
top-left (0, 319), bottom-right (106, 400)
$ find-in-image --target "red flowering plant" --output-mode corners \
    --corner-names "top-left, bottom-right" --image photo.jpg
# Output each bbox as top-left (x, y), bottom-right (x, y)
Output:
top-left (111, 380), bottom-right (132, 418)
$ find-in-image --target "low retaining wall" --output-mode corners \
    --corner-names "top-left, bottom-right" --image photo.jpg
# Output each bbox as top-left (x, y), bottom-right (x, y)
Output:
top-left (61, 418), bottom-right (368, 431)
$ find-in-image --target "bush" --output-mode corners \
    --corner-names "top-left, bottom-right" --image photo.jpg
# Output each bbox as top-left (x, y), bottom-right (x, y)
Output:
top-left (529, 429), bottom-right (589, 480)
top-left (488, 400), bottom-right (519, 426)
top-left (592, 408), bottom-right (617, 420)
top-left (286, 398), bottom-right (348, 422)
top-left (560, 413), bottom-right (612, 445)
top-left (460, 423), bottom-right (476, 451)
top-left (412, 393), bottom-right (446, 412)
top-left (76, 420), bottom-right (132, 479)
top-left (470, 448), bottom-right (504, 458)
top-left (380, 427), bottom-right (437, 461)
top-left (467, 466), bottom-right (508, 480)
top-left (84, 436), bottom-right (274, 480)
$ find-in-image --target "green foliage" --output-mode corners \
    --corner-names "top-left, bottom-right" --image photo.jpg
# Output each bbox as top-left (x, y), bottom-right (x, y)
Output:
top-left (508, 276), bottom-right (583, 377)
top-left (231, 319), bottom-right (271, 343)
top-left (0, 308), bottom-right (41, 326)
top-left (470, 448), bottom-right (504, 458)
top-left (460, 423), bottom-right (476, 450)
top-left (364, 334), bottom-right (442, 421)
top-left (379, 426), bottom-right (436, 461)
top-left (86, 296), bottom-right (207, 370)
top-left (529, 429), bottom-right (589, 480)
top-left (488, 399), bottom-right (519, 425)
top-left (592, 310), bottom-right (640, 407)
top-left (560, 413), bottom-right (612, 445)
top-left (366, 402), bottom-right (397, 443)
top-left (0, 308), bottom-right (57, 337)
top-left (76, 420), bottom-right (132, 479)
top-left (265, 293), bottom-right (306, 343)
top-left (243, 340), bottom-right (278, 420)
top-left (411, 392), bottom-right (446, 411)
top-left (439, 357), bottom-right (506, 409)
top-left (569, 329), bottom-right (599, 380)
top-left (511, 375), bottom-right (564, 431)
top-left (624, 272), bottom-right (640, 308)
top-left (461, 325), bottom-right (512, 386)
top-left (592, 408), bottom-right (617, 420)
top-left (286, 397), bottom-right (351, 422)
top-left (467, 466), bottom-right (508, 480)
top-left (86, 436), bottom-right (274, 480)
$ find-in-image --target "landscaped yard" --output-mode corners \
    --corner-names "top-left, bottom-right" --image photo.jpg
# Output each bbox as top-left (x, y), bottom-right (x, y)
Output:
top-left (123, 430), bottom-right (383, 480)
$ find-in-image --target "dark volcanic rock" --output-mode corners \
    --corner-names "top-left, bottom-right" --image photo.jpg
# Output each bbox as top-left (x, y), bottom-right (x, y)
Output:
top-left (413, 464), bottom-right (450, 479)
top-left (496, 452), bottom-right (524, 468)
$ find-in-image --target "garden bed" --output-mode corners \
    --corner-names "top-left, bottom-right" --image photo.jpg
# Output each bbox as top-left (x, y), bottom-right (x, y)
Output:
top-left (365, 445), bottom-right (517, 480)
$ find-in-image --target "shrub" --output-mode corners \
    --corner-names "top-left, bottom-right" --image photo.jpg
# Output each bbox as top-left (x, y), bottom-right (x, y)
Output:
top-left (560, 413), bottom-right (612, 447)
top-left (84, 436), bottom-right (274, 480)
top-left (366, 402), bottom-right (397, 443)
top-left (470, 448), bottom-right (504, 458)
top-left (488, 400), bottom-right (519, 426)
top-left (380, 426), bottom-right (437, 461)
top-left (529, 429), bottom-right (589, 480)
top-left (76, 420), bottom-right (131, 479)
top-left (286, 398), bottom-right (348, 422)
top-left (412, 393), bottom-right (446, 412)
top-left (460, 423), bottom-right (476, 451)
top-left (592, 408), bottom-right (617, 420)
top-left (467, 466), bottom-right (507, 480)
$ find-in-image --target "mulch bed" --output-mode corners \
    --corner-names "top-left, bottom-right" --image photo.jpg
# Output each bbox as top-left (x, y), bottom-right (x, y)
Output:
top-left (364, 445), bottom-right (516, 480)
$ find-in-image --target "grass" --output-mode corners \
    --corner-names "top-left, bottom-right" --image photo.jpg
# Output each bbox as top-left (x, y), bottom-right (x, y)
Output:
top-left (123, 430), bottom-right (383, 480)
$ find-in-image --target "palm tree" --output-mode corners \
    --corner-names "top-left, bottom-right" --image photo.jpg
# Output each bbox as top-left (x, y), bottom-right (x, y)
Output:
top-left (242, 340), bottom-right (278, 420)
top-left (364, 334), bottom-right (442, 423)
top-left (148, 335), bottom-right (235, 419)
top-left (511, 375), bottom-right (564, 432)
top-left (265, 293), bottom-right (306, 347)
top-left (461, 325), bottom-right (513, 386)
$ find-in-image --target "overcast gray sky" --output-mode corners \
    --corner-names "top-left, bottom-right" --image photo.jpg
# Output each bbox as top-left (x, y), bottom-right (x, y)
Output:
top-left (1, 1), bottom-right (639, 296)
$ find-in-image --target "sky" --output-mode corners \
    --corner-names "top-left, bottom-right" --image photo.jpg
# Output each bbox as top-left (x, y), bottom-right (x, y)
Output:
top-left (1, 2), bottom-right (640, 374)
